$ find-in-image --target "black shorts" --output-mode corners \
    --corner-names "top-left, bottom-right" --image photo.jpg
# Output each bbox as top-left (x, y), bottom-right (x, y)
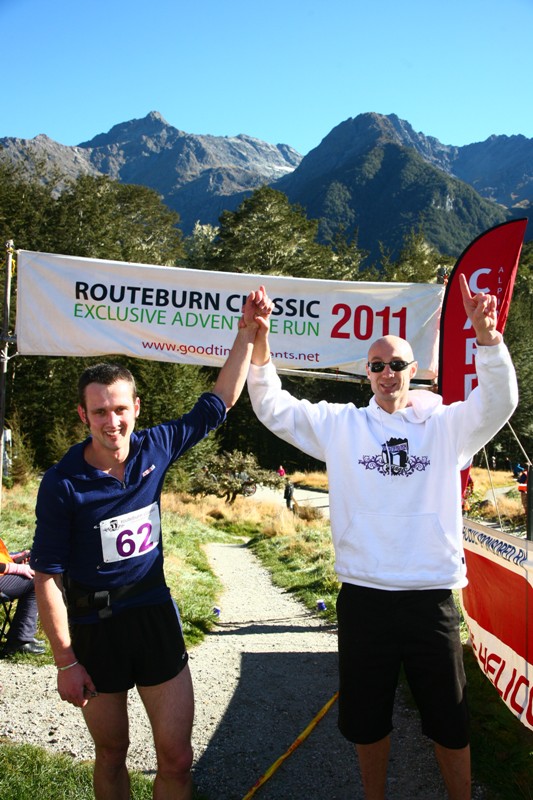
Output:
top-left (336, 583), bottom-right (469, 749)
top-left (71, 598), bottom-right (188, 693)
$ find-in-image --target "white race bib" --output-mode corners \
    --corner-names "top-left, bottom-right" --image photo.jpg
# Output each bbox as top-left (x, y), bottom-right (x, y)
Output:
top-left (99, 502), bottom-right (161, 563)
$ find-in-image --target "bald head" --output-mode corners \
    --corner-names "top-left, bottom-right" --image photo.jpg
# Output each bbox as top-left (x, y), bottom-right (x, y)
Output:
top-left (367, 336), bottom-right (414, 363)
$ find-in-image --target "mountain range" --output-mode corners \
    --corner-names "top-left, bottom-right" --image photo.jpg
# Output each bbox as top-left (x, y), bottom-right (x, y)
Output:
top-left (1, 110), bottom-right (531, 262)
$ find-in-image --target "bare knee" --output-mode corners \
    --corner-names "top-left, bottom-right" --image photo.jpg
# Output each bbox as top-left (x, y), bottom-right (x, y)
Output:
top-left (156, 741), bottom-right (193, 781)
top-left (94, 740), bottom-right (130, 774)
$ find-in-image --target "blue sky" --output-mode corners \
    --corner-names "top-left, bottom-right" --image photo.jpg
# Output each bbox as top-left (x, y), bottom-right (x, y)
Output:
top-left (3, 0), bottom-right (532, 155)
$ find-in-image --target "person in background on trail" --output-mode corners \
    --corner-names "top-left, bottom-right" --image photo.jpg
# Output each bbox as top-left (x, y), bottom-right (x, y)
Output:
top-left (517, 467), bottom-right (528, 484)
top-left (283, 479), bottom-right (294, 510)
top-left (246, 275), bottom-right (518, 800)
top-left (30, 286), bottom-right (271, 800)
top-left (277, 464), bottom-right (286, 477)
top-left (0, 540), bottom-right (45, 657)
top-left (517, 467), bottom-right (529, 515)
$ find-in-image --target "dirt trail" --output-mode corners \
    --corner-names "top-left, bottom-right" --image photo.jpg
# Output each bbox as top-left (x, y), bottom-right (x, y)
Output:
top-left (189, 541), bottom-right (463, 800)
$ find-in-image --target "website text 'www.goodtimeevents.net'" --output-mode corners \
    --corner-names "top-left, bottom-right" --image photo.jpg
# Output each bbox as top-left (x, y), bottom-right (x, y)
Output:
top-left (141, 340), bottom-right (321, 363)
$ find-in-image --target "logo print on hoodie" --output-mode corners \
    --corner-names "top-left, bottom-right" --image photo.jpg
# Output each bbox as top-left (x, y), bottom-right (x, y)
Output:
top-left (359, 436), bottom-right (430, 477)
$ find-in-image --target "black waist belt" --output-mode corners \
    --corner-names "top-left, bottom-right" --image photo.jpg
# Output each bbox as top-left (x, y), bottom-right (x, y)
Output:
top-left (64, 568), bottom-right (166, 620)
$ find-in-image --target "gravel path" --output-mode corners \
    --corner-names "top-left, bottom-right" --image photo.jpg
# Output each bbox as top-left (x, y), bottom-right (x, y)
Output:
top-left (0, 540), bottom-right (488, 799)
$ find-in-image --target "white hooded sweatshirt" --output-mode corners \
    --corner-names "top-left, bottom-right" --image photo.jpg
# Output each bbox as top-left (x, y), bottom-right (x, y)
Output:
top-left (247, 342), bottom-right (518, 591)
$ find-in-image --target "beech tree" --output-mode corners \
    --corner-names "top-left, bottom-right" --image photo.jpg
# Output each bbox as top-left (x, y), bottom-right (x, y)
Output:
top-left (51, 175), bottom-right (185, 264)
top-left (210, 186), bottom-right (335, 279)
top-left (380, 228), bottom-right (451, 283)
top-left (181, 222), bottom-right (219, 269)
top-left (0, 159), bottom-right (57, 251)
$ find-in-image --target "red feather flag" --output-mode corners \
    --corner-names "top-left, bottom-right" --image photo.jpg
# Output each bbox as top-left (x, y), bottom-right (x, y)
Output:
top-left (438, 218), bottom-right (528, 402)
top-left (438, 218), bottom-right (527, 497)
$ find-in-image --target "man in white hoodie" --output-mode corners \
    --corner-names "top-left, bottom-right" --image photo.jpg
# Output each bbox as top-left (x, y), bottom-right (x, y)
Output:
top-left (246, 276), bottom-right (518, 800)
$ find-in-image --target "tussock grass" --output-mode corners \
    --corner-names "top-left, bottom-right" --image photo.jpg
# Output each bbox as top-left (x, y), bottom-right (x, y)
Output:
top-left (163, 490), bottom-right (282, 528)
top-left (290, 470), bottom-right (329, 490)
top-left (469, 466), bottom-right (516, 495)
top-left (467, 467), bottom-right (526, 529)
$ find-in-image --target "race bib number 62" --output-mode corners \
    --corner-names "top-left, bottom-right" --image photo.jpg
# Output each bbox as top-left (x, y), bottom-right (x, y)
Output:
top-left (100, 502), bottom-right (161, 563)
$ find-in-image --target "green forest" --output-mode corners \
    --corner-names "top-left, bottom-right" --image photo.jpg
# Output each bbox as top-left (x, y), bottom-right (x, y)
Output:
top-left (1, 160), bottom-right (532, 487)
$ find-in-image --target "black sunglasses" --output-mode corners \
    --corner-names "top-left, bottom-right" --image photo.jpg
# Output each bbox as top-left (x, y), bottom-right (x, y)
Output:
top-left (367, 359), bottom-right (415, 373)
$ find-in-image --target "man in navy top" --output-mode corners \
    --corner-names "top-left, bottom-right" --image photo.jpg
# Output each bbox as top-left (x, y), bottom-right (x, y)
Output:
top-left (31, 287), bottom-right (270, 800)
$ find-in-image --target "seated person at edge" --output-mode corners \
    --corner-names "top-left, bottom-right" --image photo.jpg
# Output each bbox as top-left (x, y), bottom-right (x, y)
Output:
top-left (30, 287), bottom-right (271, 800)
top-left (246, 276), bottom-right (518, 800)
top-left (0, 540), bottom-right (45, 656)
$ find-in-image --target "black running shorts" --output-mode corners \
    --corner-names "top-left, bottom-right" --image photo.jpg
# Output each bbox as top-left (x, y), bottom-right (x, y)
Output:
top-left (336, 583), bottom-right (469, 749)
top-left (71, 598), bottom-right (188, 693)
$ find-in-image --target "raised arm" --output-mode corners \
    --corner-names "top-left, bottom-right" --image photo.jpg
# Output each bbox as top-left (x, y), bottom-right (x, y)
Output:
top-left (459, 273), bottom-right (502, 346)
top-left (250, 287), bottom-right (273, 367)
top-left (212, 286), bottom-right (273, 409)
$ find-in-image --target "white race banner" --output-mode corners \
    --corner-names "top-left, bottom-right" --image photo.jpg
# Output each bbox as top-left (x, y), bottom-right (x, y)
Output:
top-left (16, 251), bottom-right (444, 377)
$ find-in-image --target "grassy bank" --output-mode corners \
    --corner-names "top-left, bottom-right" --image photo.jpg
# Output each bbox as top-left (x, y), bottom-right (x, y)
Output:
top-left (0, 474), bottom-right (531, 799)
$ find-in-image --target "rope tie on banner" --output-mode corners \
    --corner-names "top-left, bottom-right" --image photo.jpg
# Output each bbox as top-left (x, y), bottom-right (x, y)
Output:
top-left (241, 691), bottom-right (339, 800)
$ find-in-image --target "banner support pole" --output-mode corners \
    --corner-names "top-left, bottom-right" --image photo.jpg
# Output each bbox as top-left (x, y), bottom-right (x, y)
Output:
top-left (527, 465), bottom-right (532, 541)
top-left (0, 240), bottom-right (15, 515)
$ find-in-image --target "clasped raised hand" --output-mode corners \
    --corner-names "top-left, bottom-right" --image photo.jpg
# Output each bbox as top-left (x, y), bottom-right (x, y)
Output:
top-left (239, 284), bottom-right (273, 331)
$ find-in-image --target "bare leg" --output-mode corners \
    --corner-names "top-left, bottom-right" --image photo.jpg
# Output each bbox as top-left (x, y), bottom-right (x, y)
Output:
top-left (82, 691), bottom-right (130, 800)
top-left (138, 665), bottom-right (194, 800)
top-left (434, 743), bottom-right (471, 800)
top-left (355, 736), bottom-right (390, 800)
